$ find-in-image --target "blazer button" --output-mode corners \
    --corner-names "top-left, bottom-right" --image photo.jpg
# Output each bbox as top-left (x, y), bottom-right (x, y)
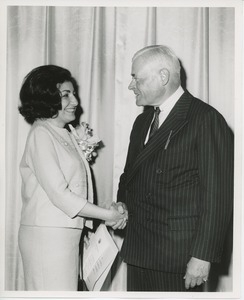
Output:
top-left (156, 168), bottom-right (164, 174)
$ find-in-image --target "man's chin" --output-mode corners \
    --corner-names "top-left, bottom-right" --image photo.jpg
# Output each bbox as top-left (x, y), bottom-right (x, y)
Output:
top-left (135, 98), bottom-right (144, 107)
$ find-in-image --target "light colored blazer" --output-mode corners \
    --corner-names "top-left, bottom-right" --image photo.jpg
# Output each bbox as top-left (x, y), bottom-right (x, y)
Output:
top-left (19, 120), bottom-right (93, 229)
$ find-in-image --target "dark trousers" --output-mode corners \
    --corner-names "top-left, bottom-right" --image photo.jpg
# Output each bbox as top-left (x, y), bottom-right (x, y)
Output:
top-left (127, 264), bottom-right (204, 292)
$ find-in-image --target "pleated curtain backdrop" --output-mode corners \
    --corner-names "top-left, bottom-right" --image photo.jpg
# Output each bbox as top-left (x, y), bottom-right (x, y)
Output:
top-left (5, 6), bottom-right (235, 291)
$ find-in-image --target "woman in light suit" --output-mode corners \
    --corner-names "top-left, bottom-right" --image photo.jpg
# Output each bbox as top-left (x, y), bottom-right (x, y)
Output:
top-left (18, 65), bottom-right (126, 291)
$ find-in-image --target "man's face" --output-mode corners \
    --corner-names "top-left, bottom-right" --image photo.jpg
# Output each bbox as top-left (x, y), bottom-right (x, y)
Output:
top-left (128, 57), bottom-right (166, 107)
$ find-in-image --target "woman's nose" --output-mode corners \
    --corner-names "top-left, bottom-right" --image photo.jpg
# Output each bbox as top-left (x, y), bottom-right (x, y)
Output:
top-left (71, 94), bottom-right (78, 105)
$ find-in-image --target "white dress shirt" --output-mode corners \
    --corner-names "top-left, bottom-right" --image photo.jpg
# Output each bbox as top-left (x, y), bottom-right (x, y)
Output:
top-left (145, 85), bottom-right (184, 143)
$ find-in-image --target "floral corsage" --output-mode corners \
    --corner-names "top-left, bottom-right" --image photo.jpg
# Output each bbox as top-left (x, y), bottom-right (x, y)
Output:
top-left (69, 122), bottom-right (101, 163)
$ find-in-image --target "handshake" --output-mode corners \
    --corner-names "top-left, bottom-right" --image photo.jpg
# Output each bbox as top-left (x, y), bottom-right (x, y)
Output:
top-left (105, 202), bottom-right (128, 230)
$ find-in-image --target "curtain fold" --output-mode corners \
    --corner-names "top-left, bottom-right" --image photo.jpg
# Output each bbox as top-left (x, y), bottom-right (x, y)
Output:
top-left (146, 7), bottom-right (157, 44)
top-left (209, 8), bottom-right (235, 129)
top-left (5, 6), bottom-right (235, 292)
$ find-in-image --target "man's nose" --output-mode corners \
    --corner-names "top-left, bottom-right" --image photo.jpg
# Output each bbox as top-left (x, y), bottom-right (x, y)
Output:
top-left (128, 79), bottom-right (136, 90)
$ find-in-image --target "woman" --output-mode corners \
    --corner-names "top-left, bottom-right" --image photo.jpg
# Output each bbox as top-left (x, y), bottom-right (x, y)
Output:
top-left (18, 65), bottom-right (126, 291)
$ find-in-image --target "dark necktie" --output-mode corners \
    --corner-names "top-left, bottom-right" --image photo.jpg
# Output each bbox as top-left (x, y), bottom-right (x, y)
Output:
top-left (149, 107), bottom-right (161, 140)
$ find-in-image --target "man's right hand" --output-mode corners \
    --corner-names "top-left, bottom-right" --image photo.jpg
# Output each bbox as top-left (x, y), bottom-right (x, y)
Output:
top-left (105, 202), bottom-right (128, 230)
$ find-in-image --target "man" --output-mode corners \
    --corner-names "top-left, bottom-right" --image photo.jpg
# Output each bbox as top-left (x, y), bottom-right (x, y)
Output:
top-left (115, 45), bottom-right (234, 291)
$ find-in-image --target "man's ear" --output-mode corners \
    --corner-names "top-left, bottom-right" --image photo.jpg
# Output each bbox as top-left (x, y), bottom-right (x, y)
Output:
top-left (160, 68), bottom-right (170, 85)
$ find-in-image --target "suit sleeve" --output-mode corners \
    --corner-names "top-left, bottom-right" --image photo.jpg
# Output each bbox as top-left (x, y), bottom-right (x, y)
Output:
top-left (117, 116), bottom-right (141, 204)
top-left (26, 126), bottom-right (87, 218)
top-left (117, 137), bottom-right (132, 204)
top-left (190, 109), bottom-right (234, 262)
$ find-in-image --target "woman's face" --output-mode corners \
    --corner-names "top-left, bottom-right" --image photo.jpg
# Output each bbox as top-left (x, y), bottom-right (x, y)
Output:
top-left (52, 81), bottom-right (78, 128)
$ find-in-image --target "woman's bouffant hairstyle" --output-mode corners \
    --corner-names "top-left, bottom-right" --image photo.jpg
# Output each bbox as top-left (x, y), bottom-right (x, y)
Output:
top-left (18, 65), bottom-right (79, 124)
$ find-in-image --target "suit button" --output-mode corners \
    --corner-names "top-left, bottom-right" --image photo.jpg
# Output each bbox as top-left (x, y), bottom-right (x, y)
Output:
top-left (146, 193), bottom-right (151, 199)
top-left (156, 169), bottom-right (164, 174)
top-left (75, 183), bottom-right (80, 187)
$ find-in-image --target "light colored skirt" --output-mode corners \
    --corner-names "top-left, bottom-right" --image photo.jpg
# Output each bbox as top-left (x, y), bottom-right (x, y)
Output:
top-left (18, 225), bottom-right (82, 291)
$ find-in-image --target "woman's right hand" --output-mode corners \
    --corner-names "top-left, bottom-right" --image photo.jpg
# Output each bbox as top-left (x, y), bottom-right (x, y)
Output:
top-left (78, 201), bottom-right (128, 229)
top-left (106, 202), bottom-right (128, 230)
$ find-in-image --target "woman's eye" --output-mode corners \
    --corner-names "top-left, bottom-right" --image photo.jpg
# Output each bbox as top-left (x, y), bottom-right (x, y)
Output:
top-left (62, 93), bottom-right (69, 98)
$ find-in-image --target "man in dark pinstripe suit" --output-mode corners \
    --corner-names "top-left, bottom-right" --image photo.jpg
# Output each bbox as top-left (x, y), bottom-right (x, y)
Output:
top-left (113, 45), bottom-right (234, 291)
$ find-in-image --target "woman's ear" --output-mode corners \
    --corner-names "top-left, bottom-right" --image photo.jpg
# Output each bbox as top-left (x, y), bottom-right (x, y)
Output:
top-left (160, 68), bottom-right (170, 85)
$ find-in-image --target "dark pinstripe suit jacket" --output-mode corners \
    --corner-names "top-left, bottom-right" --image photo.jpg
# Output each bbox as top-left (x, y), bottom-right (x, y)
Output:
top-left (118, 90), bottom-right (234, 273)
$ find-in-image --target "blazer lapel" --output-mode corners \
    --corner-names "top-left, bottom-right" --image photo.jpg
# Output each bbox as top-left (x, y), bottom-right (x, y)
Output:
top-left (126, 91), bottom-right (192, 184)
top-left (70, 133), bottom-right (94, 229)
top-left (69, 134), bottom-right (94, 201)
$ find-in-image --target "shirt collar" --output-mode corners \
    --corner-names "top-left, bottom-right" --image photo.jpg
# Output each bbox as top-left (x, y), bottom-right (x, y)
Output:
top-left (156, 85), bottom-right (184, 113)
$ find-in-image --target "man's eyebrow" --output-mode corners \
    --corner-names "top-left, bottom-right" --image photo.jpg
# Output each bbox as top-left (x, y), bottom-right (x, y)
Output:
top-left (131, 74), bottom-right (135, 77)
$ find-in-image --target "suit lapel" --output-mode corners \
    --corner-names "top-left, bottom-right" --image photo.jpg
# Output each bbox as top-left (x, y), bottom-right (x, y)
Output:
top-left (139, 108), bottom-right (155, 150)
top-left (126, 91), bottom-right (192, 184)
